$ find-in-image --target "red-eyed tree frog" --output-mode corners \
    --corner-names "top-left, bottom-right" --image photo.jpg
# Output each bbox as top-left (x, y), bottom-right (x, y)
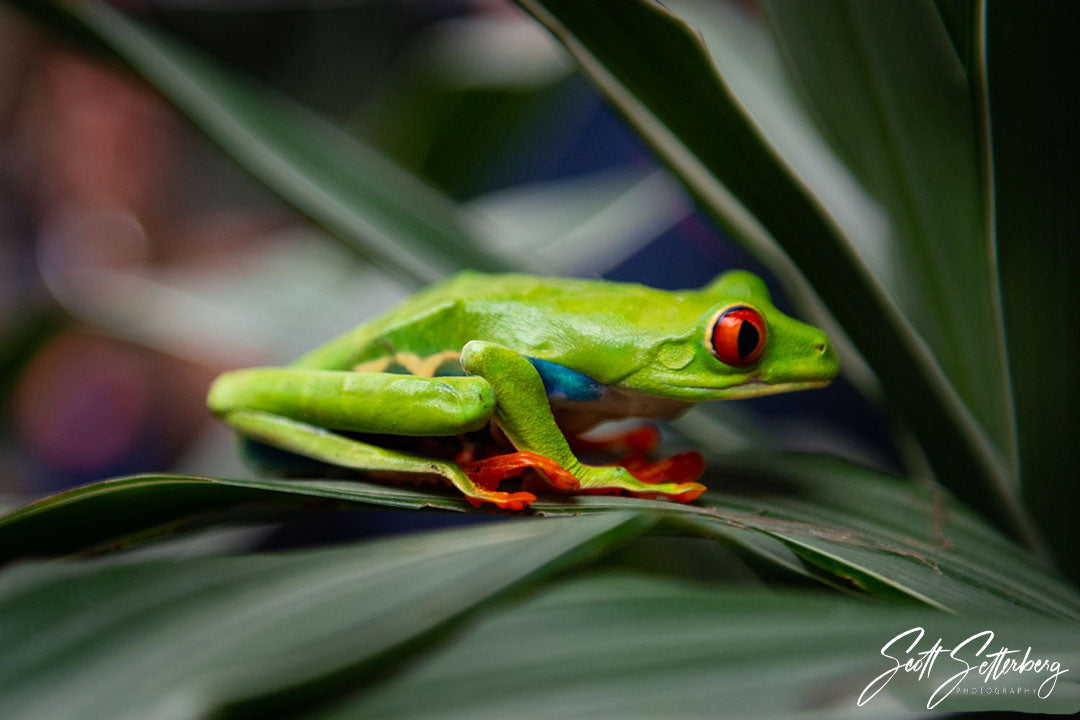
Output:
top-left (208, 270), bottom-right (838, 510)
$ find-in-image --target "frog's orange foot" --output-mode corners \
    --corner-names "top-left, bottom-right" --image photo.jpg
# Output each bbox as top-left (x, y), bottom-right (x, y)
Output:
top-left (460, 451), bottom-right (580, 491)
top-left (620, 450), bottom-right (706, 486)
top-left (572, 425), bottom-right (661, 456)
top-left (464, 490), bottom-right (537, 511)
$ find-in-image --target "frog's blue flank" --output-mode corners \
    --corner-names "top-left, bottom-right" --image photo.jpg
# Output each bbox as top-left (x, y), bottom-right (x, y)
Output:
top-left (527, 357), bottom-right (608, 402)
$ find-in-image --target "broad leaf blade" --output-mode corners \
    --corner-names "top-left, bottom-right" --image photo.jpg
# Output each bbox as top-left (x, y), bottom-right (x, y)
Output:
top-left (663, 0), bottom-right (891, 283)
top-left (0, 513), bottom-right (651, 720)
top-left (517, 0), bottom-right (1032, 545)
top-left (5, 455), bottom-right (1078, 619)
top-left (8, 0), bottom-right (508, 285)
top-left (0, 474), bottom-right (475, 563)
top-left (310, 572), bottom-right (1080, 717)
top-left (762, 0), bottom-right (1014, 469)
top-left (935, 0), bottom-right (975, 68)
top-left (685, 454), bottom-right (1080, 619)
top-left (985, 0), bottom-right (1080, 582)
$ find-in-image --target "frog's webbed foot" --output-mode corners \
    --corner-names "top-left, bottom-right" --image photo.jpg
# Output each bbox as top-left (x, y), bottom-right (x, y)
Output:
top-left (458, 450), bottom-right (580, 492)
top-left (571, 425), bottom-right (706, 501)
top-left (578, 460), bottom-right (707, 503)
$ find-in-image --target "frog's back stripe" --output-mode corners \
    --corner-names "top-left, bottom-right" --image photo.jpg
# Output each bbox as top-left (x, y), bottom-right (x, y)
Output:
top-left (527, 357), bottom-right (608, 402)
top-left (354, 350), bottom-right (462, 377)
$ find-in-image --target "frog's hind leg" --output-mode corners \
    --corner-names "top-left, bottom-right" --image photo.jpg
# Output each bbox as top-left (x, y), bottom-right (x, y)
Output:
top-left (209, 367), bottom-right (496, 437)
top-left (224, 410), bottom-right (535, 510)
top-left (208, 367), bottom-right (535, 509)
top-left (460, 341), bottom-right (705, 503)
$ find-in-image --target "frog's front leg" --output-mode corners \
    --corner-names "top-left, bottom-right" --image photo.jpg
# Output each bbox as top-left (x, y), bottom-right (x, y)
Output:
top-left (208, 368), bottom-right (534, 509)
top-left (460, 341), bottom-right (706, 502)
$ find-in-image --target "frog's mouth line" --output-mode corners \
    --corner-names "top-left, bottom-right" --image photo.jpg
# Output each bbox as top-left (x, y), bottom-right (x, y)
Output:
top-left (679, 379), bottom-right (832, 400)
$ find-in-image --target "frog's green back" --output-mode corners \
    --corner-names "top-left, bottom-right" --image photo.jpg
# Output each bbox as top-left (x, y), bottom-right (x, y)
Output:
top-left (292, 271), bottom-right (721, 385)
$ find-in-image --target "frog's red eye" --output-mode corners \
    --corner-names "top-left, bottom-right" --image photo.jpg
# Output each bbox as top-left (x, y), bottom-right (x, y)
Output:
top-left (708, 306), bottom-right (767, 367)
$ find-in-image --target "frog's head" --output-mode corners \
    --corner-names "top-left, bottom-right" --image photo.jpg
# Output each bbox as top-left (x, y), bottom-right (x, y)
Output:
top-left (624, 270), bottom-right (838, 402)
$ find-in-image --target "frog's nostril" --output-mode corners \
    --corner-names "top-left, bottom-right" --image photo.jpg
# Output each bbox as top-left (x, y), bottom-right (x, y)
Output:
top-left (815, 343), bottom-right (826, 353)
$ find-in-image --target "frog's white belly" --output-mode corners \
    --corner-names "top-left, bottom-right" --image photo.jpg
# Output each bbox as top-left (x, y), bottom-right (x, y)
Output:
top-left (549, 387), bottom-right (692, 433)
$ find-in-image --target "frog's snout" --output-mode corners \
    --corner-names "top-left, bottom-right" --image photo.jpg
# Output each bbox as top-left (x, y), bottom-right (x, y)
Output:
top-left (814, 334), bottom-right (840, 380)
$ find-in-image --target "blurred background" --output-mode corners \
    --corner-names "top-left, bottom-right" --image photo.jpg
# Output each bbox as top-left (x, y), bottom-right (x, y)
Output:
top-left (0, 0), bottom-right (898, 528)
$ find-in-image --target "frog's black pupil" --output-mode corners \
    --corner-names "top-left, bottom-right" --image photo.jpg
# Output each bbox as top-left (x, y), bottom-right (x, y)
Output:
top-left (737, 320), bottom-right (759, 358)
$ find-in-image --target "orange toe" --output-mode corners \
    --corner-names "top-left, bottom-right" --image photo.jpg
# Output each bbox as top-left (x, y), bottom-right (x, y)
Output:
top-left (465, 490), bottom-right (537, 511)
top-left (460, 451), bottom-right (580, 491)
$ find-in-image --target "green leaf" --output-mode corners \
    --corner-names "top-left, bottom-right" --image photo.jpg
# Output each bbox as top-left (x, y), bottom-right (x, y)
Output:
top-left (0, 513), bottom-right (651, 720)
top-left (762, 0), bottom-right (1014, 470)
top-left (935, 0), bottom-right (975, 68)
top-left (310, 572), bottom-right (1080, 717)
top-left (0, 474), bottom-right (468, 563)
top-left (5, 454), bottom-right (1078, 618)
top-left (662, 0), bottom-right (891, 272)
top-left (516, 0), bottom-right (1033, 546)
top-left (985, 0), bottom-right (1080, 582)
top-left (686, 453), bottom-right (1080, 619)
top-left (5, 0), bottom-right (508, 285)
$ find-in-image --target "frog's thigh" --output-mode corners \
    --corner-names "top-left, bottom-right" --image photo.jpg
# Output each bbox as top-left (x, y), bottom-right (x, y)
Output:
top-left (459, 340), bottom-right (581, 471)
top-left (221, 410), bottom-right (504, 504)
top-left (208, 368), bottom-right (494, 436)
